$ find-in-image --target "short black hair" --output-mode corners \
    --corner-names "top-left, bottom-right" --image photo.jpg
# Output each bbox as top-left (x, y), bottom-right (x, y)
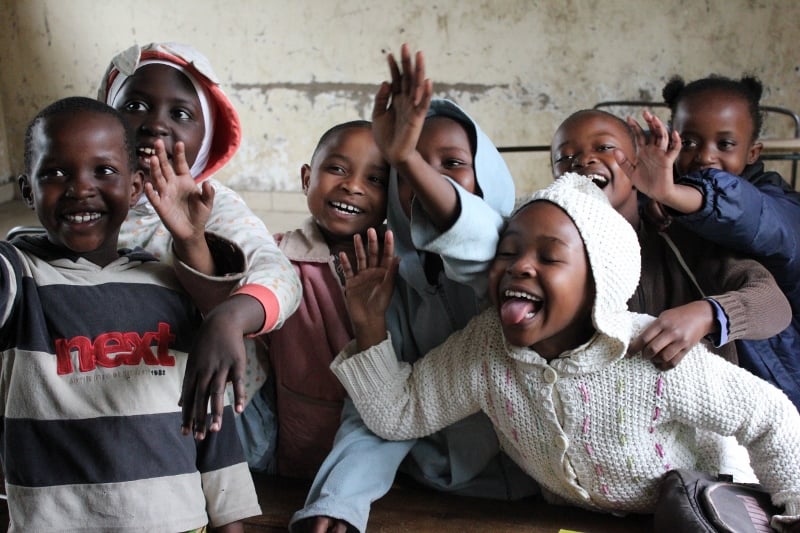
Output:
top-left (663, 74), bottom-right (764, 140)
top-left (310, 120), bottom-right (372, 164)
top-left (559, 109), bottom-right (637, 152)
top-left (24, 96), bottom-right (137, 174)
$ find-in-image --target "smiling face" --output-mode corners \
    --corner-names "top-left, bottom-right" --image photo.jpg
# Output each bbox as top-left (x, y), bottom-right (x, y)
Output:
top-left (672, 89), bottom-right (762, 176)
top-left (488, 201), bottom-right (595, 358)
top-left (397, 115), bottom-right (478, 218)
top-left (21, 111), bottom-right (143, 266)
top-left (551, 110), bottom-right (639, 225)
top-left (302, 125), bottom-right (389, 248)
top-left (113, 64), bottom-right (205, 179)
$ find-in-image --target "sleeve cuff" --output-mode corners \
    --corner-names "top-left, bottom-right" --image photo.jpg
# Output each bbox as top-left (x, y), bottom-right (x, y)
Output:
top-left (234, 283), bottom-right (282, 335)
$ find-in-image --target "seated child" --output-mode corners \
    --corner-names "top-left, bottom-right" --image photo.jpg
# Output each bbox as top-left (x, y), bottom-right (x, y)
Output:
top-left (331, 174), bottom-right (800, 530)
top-left (240, 120), bottom-right (389, 478)
top-left (551, 109), bottom-right (790, 369)
top-left (291, 45), bottom-right (536, 533)
top-left (97, 42), bottom-right (302, 434)
top-left (5, 96), bottom-right (260, 531)
top-left (614, 75), bottom-right (800, 409)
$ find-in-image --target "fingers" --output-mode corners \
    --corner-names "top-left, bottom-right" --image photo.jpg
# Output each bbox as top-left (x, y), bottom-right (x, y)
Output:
top-left (387, 53), bottom-right (401, 94)
top-left (191, 373), bottom-right (214, 440)
top-left (366, 227), bottom-right (380, 268)
top-left (180, 366), bottom-right (198, 435)
top-left (400, 43), bottom-right (413, 96)
top-left (626, 116), bottom-right (648, 149)
top-left (172, 141), bottom-right (191, 177)
top-left (200, 180), bottom-right (215, 209)
top-left (381, 229), bottom-right (395, 266)
top-left (411, 50), bottom-right (426, 106)
top-left (352, 233), bottom-right (367, 272)
top-left (373, 81), bottom-right (392, 118)
top-left (339, 250), bottom-right (354, 281)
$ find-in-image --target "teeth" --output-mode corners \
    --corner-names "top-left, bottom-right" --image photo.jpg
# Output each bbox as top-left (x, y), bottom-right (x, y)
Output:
top-left (138, 147), bottom-right (156, 156)
top-left (331, 201), bottom-right (364, 214)
top-left (585, 174), bottom-right (608, 185)
top-left (65, 212), bottom-right (101, 223)
top-left (504, 289), bottom-right (542, 302)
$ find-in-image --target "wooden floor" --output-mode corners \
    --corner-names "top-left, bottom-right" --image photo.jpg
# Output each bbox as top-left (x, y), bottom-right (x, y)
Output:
top-left (0, 473), bottom-right (652, 532)
top-left (244, 474), bottom-right (653, 532)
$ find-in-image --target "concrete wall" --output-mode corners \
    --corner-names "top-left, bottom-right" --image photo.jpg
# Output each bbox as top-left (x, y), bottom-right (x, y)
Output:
top-left (1, 0), bottom-right (798, 231)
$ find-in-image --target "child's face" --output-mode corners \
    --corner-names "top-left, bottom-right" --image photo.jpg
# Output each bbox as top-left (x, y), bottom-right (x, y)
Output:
top-left (114, 64), bottom-right (205, 178)
top-left (397, 116), bottom-right (477, 217)
top-left (21, 112), bottom-right (143, 266)
top-left (551, 112), bottom-right (639, 223)
top-left (302, 127), bottom-right (389, 246)
top-left (488, 201), bottom-right (595, 359)
top-left (672, 89), bottom-right (761, 176)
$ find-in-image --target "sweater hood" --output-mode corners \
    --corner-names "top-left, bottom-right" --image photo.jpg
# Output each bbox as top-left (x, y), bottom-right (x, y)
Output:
top-left (514, 174), bottom-right (641, 358)
top-left (387, 98), bottom-right (515, 287)
top-left (97, 42), bottom-right (241, 183)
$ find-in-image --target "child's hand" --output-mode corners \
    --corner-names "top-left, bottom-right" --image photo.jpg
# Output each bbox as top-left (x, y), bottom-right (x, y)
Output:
top-left (372, 43), bottom-right (433, 167)
top-left (628, 300), bottom-right (715, 369)
top-left (615, 111), bottom-right (703, 214)
top-left (145, 140), bottom-right (215, 243)
top-left (340, 228), bottom-right (399, 351)
top-left (179, 295), bottom-right (265, 439)
top-left (614, 111), bottom-right (681, 200)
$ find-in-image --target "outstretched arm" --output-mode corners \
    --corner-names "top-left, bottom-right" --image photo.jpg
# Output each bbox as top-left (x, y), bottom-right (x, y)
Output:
top-left (372, 44), bottom-right (459, 231)
top-left (615, 111), bottom-right (702, 214)
top-left (146, 139), bottom-right (216, 275)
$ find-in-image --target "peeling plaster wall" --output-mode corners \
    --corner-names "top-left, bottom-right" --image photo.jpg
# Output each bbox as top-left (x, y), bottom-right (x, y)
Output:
top-left (1, 0), bottom-right (799, 204)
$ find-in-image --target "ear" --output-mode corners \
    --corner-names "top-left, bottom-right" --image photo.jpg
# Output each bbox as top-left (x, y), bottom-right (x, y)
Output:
top-left (300, 164), bottom-right (311, 195)
top-left (129, 170), bottom-right (145, 207)
top-left (18, 175), bottom-right (35, 210)
top-left (747, 141), bottom-right (763, 166)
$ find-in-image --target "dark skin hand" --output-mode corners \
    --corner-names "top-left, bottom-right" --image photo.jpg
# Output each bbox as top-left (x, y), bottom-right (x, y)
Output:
top-left (180, 293), bottom-right (265, 439)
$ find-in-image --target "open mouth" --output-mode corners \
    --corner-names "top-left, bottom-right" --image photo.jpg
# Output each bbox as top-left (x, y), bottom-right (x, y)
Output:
top-left (584, 173), bottom-right (609, 189)
top-left (63, 212), bottom-right (102, 224)
top-left (500, 289), bottom-right (543, 325)
top-left (330, 201), bottom-right (364, 215)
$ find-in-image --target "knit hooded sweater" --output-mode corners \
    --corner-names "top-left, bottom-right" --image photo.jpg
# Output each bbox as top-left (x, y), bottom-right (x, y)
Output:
top-left (332, 174), bottom-right (800, 528)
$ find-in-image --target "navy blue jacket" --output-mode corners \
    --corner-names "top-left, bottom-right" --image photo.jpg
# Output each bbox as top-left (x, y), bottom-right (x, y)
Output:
top-left (673, 163), bottom-right (800, 410)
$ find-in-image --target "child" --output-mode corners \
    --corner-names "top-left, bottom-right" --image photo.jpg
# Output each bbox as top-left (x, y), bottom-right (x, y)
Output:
top-left (331, 174), bottom-right (800, 529)
top-left (615, 75), bottom-right (800, 408)
top-left (97, 42), bottom-right (302, 434)
top-left (241, 119), bottom-right (389, 478)
top-left (551, 109), bottom-right (790, 369)
top-left (5, 96), bottom-right (260, 532)
top-left (291, 45), bottom-right (536, 533)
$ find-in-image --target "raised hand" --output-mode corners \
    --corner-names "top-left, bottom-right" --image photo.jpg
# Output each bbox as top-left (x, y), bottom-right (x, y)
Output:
top-left (339, 228), bottom-right (399, 351)
top-left (146, 139), bottom-right (216, 274)
top-left (615, 111), bottom-right (702, 215)
top-left (372, 43), bottom-right (433, 167)
top-left (614, 110), bottom-right (681, 200)
top-left (145, 139), bottom-right (215, 243)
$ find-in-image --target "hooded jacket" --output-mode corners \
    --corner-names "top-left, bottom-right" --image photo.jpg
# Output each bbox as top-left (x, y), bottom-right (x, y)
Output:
top-left (670, 163), bottom-right (800, 409)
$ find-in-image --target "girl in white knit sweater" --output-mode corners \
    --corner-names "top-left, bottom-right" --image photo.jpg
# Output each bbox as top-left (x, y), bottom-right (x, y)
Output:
top-left (332, 174), bottom-right (800, 530)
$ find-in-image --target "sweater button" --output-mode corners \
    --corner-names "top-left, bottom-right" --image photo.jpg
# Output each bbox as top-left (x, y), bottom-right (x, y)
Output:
top-left (543, 367), bottom-right (557, 384)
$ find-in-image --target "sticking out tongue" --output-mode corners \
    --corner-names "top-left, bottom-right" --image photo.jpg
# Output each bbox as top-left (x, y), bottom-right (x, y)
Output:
top-left (501, 298), bottom-right (536, 325)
